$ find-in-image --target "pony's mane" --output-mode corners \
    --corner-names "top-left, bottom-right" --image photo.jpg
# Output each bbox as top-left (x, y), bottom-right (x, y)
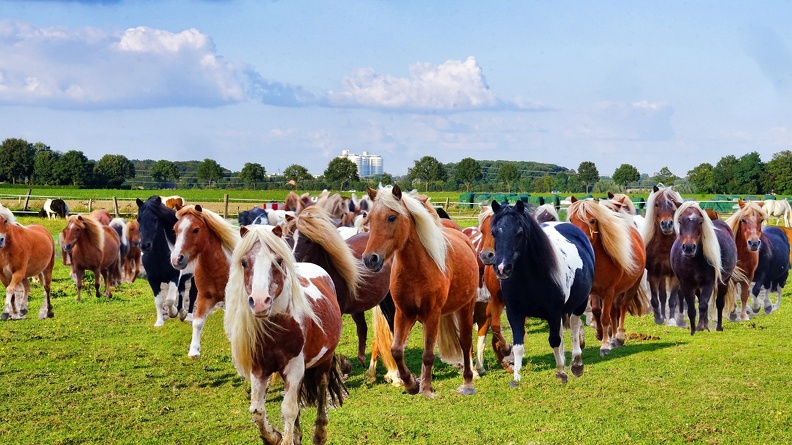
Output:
top-left (477, 206), bottom-right (493, 227)
top-left (316, 192), bottom-right (345, 219)
top-left (641, 186), bottom-right (683, 245)
top-left (674, 201), bottom-right (723, 283)
top-left (725, 201), bottom-right (767, 235)
top-left (176, 205), bottom-right (239, 254)
top-left (67, 215), bottom-right (105, 250)
top-left (535, 203), bottom-right (560, 221)
top-left (376, 186), bottom-right (448, 273)
top-left (224, 225), bottom-right (320, 379)
top-left (610, 193), bottom-right (638, 215)
top-left (294, 206), bottom-right (365, 299)
top-left (568, 200), bottom-right (637, 273)
top-left (0, 204), bottom-right (16, 223)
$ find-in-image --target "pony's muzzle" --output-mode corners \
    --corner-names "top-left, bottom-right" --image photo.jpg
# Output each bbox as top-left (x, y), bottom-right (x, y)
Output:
top-left (660, 220), bottom-right (675, 235)
top-left (140, 241), bottom-right (152, 253)
top-left (249, 295), bottom-right (272, 318)
top-left (748, 239), bottom-right (762, 251)
top-left (172, 254), bottom-right (189, 270)
top-left (681, 243), bottom-right (697, 257)
top-left (62, 242), bottom-right (73, 252)
top-left (363, 253), bottom-right (384, 272)
top-left (479, 249), bottom-right (495, 265)
top-left (494, 262), bottom-right (513, 280)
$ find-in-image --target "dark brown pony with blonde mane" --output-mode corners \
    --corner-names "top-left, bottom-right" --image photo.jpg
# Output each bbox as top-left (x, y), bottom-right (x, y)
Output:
top-left (61, 215), bottom-right (121, 301)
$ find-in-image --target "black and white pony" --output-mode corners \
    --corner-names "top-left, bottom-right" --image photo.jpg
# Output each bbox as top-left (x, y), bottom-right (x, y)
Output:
top-left (486, 200), bottom-right (595, 385)
top-left (237, 206), bottom-right (268, 226)
top-left (136, 196), bottom-right (197, 326)
top-left (39, 198), bottom-right (69, 219)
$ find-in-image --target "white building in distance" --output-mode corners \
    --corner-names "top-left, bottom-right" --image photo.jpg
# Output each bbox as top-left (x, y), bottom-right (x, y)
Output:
top-left (339, 150), bottom-right (383, 177)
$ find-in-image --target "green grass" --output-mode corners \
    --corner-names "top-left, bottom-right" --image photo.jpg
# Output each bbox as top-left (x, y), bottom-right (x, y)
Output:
top-left (1, 220), bottom-right (791, 444)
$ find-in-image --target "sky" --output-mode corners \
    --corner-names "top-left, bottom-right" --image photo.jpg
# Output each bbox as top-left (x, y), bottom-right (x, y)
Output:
top-left (2, 1), bottom-right (792, 178)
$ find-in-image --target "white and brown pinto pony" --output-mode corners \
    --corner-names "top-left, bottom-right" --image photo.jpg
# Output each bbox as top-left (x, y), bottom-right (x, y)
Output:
top-left (224, 225), bottom-right (346, 445)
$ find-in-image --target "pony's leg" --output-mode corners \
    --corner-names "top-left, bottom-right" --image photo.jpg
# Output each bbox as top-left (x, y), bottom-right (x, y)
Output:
top-left (455, 303), bottom-right (476, 396)
top-left (37, 270), bottom-right (53, 320)
top-left (1, 277), bottom-right (15, 320)
top-left (350, 311), bottom-right (368, 367)
top-left (280, 356), bottom-right (306, 445)
top-left (417, 312), bottom-right (441, 398)
top-left (772, 286), bottom-right (783, 312)
top-left (678, 286), bottom-right (697, 336)
top-left (153, 282), bottom-right (172, 327)
top-left (730, 281), bottom-right (750, 322)
top-left (598, 294), bottom-right (614, 356)
top-left (648, 276), bottom-right (664, 325)
top-left (715, 284), bottom-right (727, 332)
top-left (612, 300), bottom-right (628, 348)
top-left (762, 287), bottom-right (774, 315)
top-left (696, 285), bottom-right (715, 333)
top-left (473, 301), bottom-right (489, 376)
top-left (750, 285), bottom-right (763, 314)
top-left (74, 269), bottom-right (84, 303)
top-left (487, 294), bottom-right (513, 372)
top-left (505, 308), bottom-right (526, 387)
top-left (570, 314), bottom-right (584, 377)
top-left (250, 373), bottom-right (281, 445)
top-left (18, 280), bottom-right (30, 317)
top-left (589, 293), bottom-right (604, 341)
top-left (91, 268), bottom-right (102, 298)
top-left (312, 365), bottom-right (332, 445)
top-left (188, 294), bottom-right (214, 358)
top-left (548, 317), bottom-right (567, 383)
top-left (390, 311), bottom-right (419, 394)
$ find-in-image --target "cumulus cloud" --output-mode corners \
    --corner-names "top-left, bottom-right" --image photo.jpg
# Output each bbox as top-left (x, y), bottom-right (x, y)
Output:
top-left (569, 100), bottom-right (675, 141)
top-left (325, 56), bottom-right (545, 112)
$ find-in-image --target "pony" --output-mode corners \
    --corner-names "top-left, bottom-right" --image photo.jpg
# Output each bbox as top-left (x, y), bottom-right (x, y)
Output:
top-left (751, 226), bottom-right (790, 312)
top-left (603, 192), bottom-right (646, 231)
top-left (38, 198), bottom-right (69, 219)
top-left (60, 215), bottom-right (121, 302)
top-left (238, 206), bottom-right (268, 226)
top-left (172, 205), bottom-right (239, 358)
top-left (642, 186), bottom-right (684, 326)
top-left (534, 203), bottom-right (560, 223)
top-left (488, 200), bottom-right (594, 385)
top-left (281, 206), bottom-right (398, 384)
top-left (224, 225), bottom-right (346, 445)
top-left (108, 218), bottom-right (130, 286)
top-left (315, 191), bottom-right (347, 221)
top-left (136, 196), bottom-right (197, 326)
top-left (162, 195), bottom-right (185, 210)
top-left (283, 191), bottom-right (301, 212)
top-left (362, 185), bottom-right (479, 397)
top-left (567, 198), bottom-right (648, 354)
top-left (762, 199), bottom-right (792, 227)
top-left (0, 205), bottom-right (55, 320)
top-left (89, 209), bottom-right (113, 226)
top-left (671, 201), bottom-right (739, 334)
top-left (124, 220), bottom-right (142, 283)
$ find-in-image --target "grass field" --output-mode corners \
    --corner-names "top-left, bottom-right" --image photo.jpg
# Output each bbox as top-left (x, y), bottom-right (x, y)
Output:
top-left (1, 215), bottom-right (791, 444)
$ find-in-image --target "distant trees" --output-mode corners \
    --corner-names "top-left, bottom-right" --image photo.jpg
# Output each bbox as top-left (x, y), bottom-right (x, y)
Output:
top-left (612, 164), bottom-right (641, 187)
top-left (687, 163), bottom-right (716, 194)
top-left (763, 150), bottom-right (792, 194)
top-left (239, 162), bottom-right (266, 190)
top-left (197, 158), bottom-right (225, 188)
top-left (408, 156), bottom-right (447, 192)
top-left (577, 161), bottom-right (600, 193)
top-left (324, 157), bottom-right (359, 191)
top-left (57, 150), bottom-right (94, 187)
top-left (497, 162), bottom-right (521, 193)
top-left (0, 138), bottom-right (35, 184)
top-left (151, 160), bottom-right (180, 186)
top-left (283, 164), bottom-right (313, 187)
top-left (34, 148), bottom-right (60, 185)
top-left (454, 157), bottom-right (482, 192)
top-left (652, 166), bottom-right (678, 186)
top-left (94, 154), bottom-right (135, 188)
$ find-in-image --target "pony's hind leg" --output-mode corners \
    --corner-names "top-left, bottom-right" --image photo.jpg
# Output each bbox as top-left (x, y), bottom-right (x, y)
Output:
top-left (390, 311), bottom-right (419, 395)
top-left (250, 373), bottom-right (281, 445)
top-left (37, 270), bottom-right (53, 320)
top-left (153, 282), bottom-right (173, 327)
top-left (549, 318), bottom-right (568, 383)
top-left (280, 357), bottom-right (306, 445)
top-left (570, 314), bottom-right (585, 377)
top-left (312, 369), bottom-right (331, 445)
top-left (417, 313), bottom-right (441, 398)
top-left (350, 311), bottom-right (368, 367)
top-left (455, 304), bottom-right (477, 396)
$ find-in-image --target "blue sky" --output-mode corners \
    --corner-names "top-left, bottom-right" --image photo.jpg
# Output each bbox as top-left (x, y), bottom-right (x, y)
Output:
top-left (2, 1), bottom-right (791, 178)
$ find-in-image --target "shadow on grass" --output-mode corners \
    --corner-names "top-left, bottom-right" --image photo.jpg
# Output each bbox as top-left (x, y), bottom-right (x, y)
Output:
top-left (521, 340), bottom-right (678, 373)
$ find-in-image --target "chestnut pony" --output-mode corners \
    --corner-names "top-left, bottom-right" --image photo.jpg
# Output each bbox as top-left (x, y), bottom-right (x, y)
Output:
top-left (224, 225), bottom-right (345, 445)
top-left (172, 204), bottom-right (239, 359)
top-left (61, 215), bottom-right (121, 301)
top-left (124, 220), bottom-right (142, 283)
top-left (0, 205), bottom-right (55, 320)
top-left (567, 198), bottom-right (648, 354)
top-left (363, 185), bottom-right (479, 397)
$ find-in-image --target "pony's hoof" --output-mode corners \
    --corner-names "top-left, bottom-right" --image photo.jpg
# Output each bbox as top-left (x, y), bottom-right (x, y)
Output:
top-left (456, 385), bottom-right (476, 396)
top-left (0, 312), bottom-right (8, 320)
top-left (599, 348), bottom-right (610, 357)
top-left (728, 312), bottom-right (740, 322)
top-left (610, 338), bottom-right (625, 349)
top-left (696, 323), bottom-right (710, 332)
top-left (178, 309), bottom-right (188, 321)
top-left (154, 320), bottom-right (164, 327)
top-left (20, 308), bottom-right (28, 317)
top-left (764, 305), bottom-right (774, 315)
top-left (653, 314), bottom-right (665, 325)
top-left (509, 380), bottom-right (520, 388)
top-left (571, 364), bottom-right (584, 377)
top-left (422, 391), bottom-right (438, 399)
top-left (556, 370), bottom-right (568, 383)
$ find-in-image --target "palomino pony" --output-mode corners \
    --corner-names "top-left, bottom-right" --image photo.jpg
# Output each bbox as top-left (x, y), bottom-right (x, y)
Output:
top-left (362, 185), bottom-right (479, 397)
top-left (224, 225), bottom-right (346, 445)
top-left (281, 206), bottom-right (398, 383)
top-left (762, 199), bottom-right (792, 227)
top-left (172, 204), bottom-right (239, 358)
top-left (642, 186), bottom-right (684, 326)
top-left (603, 192), bottom-right (646, 231)
top-left (0, 205), bottom-right (55, 320)
top-left (488, 200), bottom-right (594, 384)
top-left (61, 215), bottom-right (121, 301)
top-left (567, 198), bottom-right (647, 354)
top-left (671, 201), bottom-right (738, 334)
top-left (136, 196), bottom-right (197, 326)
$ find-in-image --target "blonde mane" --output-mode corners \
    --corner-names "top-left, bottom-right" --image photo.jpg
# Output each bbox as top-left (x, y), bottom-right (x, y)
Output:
top-left (568, 200), bottom-right (638, 273)
top-left (725, 200), bottom-right (767, 235)
top-left (224, 225), bottom-right (320, 379)
top-left (0, 204), bottom-right (16, 224)
top-left (376, 186), bottom-right (448, 273)
top-left (674, 201), bottom-right (723, 283)
top-left (66, 215), bottom-right (105, 250)
top-left (641, 186), bottom-right (683, 245)
top-left (176, 205), bottom-right (240, 255)
top-left (535, 203), bottom-right (560, 221)
top-left (295, 206), bottom-right (365, 299)
top-left (477, 206), bottom-right (494, 227)
top-left (609, 193), bottom-right (638, 215)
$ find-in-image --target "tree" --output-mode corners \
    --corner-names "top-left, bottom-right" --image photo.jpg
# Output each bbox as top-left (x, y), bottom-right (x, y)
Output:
top-left (533, 175), bottom-right (555, 193)
top-left (34, 148), bottom-right (60, 185)
top-left (324, 157), bottom-right (359, 191)
top-left (733, 151), bottom-right (763, 194)
top-left (612, 164), bottom-right (641, 187)
top-left (653, 166), bottom-right (678, 186)
top-left (497, 162), bottom-right (521, 193)
top-left (763, 150), bottom-right (792, 194)
top-left (197, 158), bottom-right (225, 188)
top-left (408, 156), bottom-right (447, 192)
top-left (713, 155), bottom-right (739, 194)
top-left (0, 138), bottom-right (35, 184)
top-left (54, 150), bottom-right (94, 187)
top-left (151, 160), bottom-right (180, 186)
top-left (454, 157), bottom-right (482, 192)
top-left (553, 172), bottom-right (571, 193)
top-left (283, 164), bottom-right (313, 186)
top-left (94, 154), bottom-right (135, 188)
top-left (239, 162), bottom-right (266, 189)
top-left (687, 163), bottom-right (716, 194)
top-left (577, 161), bottom-right (600, 193)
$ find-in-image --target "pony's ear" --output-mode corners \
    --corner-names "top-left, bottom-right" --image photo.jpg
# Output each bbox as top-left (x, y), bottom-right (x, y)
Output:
top-left (571, 196), bottom-right (578, 203)
top-left (491, 200), bottom-right (501, 212)
top-left (154, 196), bottom-right (162, 204)
top-left (653, 185), bottom-right (659, 193)
top-left (392, 184), bottom-right (402, 201)
top-left (738, 199), bottom-right (746, 208)
top-left (271, 225), bottom-right (283, 238)
top-left (136, 198), bottom-right (144, 208)
top-left (366, 187), bottom-right (377, 201)
top-left (608, 191), bottom-right (614, 199)
top-left (77, 215), bottom-right (84, 221)
top-left (758, 201), bottom-right (764, 208)
top-left (194, 204), bottom-right (202, 213)
top-left (515, 200), bottom-right (525, 213)
top-left (239, 226), bottom-right (249, 238)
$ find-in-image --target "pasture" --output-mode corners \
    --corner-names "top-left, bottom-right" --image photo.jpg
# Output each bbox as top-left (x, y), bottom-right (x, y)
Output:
top-left (1, 216), bottom-right (790, 445)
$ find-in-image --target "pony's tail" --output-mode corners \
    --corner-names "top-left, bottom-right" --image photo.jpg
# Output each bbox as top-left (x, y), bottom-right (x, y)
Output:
top-left (300, 354), bottom-right (348, 409)
top-left (369, 305), bottom-right (398, 382)
top-left (437, 314), bottom-right (464, 368)
top-left (717, 266), bottom-right (747, 316)
top-left (623, 272), bottom-right (651, 317)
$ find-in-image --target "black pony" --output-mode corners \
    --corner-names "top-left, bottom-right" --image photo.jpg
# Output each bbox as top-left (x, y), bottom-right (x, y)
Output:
top-left (488, 200), bottom-right (594, 385)
top-left (749, 226), bottom-right (790, 315)
top-left (237, 206), bottom-right (268, 226)
top-left (136, 196), bottom-right (196, 326)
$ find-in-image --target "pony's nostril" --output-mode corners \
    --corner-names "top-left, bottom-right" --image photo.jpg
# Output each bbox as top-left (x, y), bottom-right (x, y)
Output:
top-left (248, 297), bottom-right (255, 309)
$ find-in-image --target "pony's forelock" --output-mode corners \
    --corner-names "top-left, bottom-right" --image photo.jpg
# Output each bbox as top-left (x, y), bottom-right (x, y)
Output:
top-left (725, 201), bottom-right (767, 235)
top-left (642, 186), bottom-right (683, 245)
top-left (0, 204), bottom-right (16, 223)
top-left (176, 205), bottom-right (240, 254)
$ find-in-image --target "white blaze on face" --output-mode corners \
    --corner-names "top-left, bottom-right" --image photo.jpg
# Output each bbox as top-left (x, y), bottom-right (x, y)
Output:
top-left (250, 249), bottom-right (291, 315)
top-left (171, 215), bottom-right (193, 264)
top-left (541, 222), bottom-right (584, 303)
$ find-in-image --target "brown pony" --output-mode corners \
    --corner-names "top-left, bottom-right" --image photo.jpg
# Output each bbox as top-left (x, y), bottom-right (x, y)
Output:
top-left (725, 200), bottom-right (766, 320)
top-left (642, 186), bottom-right (684, 326)
top-left (61, 215), bottom-right (121, 301)
top-left (362, 185), bottom-right (479, 397)
top-left (89, 209), bottom-right (113, 225)
top-left (568, 198), bottom-right (648, 354)
top-left (0, 205), bottom-right (56, 320)
top-left (224, 225), bottom-right (345, 445)
top-left (125, 220), bottom-right (142, 283)
top-left (161, 195), bottom-right (185, 210)
top-left (172, 205), bottom-right (239, 358)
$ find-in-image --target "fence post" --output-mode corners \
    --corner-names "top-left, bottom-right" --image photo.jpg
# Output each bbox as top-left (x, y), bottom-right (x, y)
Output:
top-left (23, 189), bottom-right (31, 211)
top-left (224, 194), bottom-right (229, 219)
top-left (89, 199), bottom-right (93, 213)
top-left (113, 197), bottom-right (120, 217)
top-left (444, 197), bottom-right (450, 209)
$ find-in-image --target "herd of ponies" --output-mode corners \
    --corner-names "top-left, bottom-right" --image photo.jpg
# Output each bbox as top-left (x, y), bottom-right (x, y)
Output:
top-left (1, 186), bottom-right (790, 444)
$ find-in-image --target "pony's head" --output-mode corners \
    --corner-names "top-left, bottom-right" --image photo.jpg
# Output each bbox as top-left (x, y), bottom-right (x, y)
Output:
top-left (477, 206), bottom-right (496, 265)
top-left (725, 199), bottom-right (766, 252)
top-left (567, 198), bottom-right (637, 273)
top-left (172, 205), bottom-right (239, 270)
top-left (362, 185), bottom-right (447, 273)
top-left (127, 220), bottom-right (141, 248)
top-left (61, 215), bottom-right (105, 253)
top-left (642, 185), bottom-right (683, 243)
top-left (0, 204), bottom-right (16, 248)
top-left (605, 192), bottom-right (638, 215)
top-left (674, 201), bottom-right (723, 283)
top-left (490, 199), bottom-right (555, 280)
top-left (534, 203), bottom-right (559, 223)
top-left (136, 196), bottom-right (177, 253)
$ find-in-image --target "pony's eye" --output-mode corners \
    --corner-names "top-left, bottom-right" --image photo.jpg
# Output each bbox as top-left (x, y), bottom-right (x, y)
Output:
top-left (241, 259), bottom-right (248, 268)
top-left (192, 228), bottom-right (199, 234)
top-left (276, 257), bottom-right (283, 267)
top-left (387, 215), bottom-right (397, 222)
top-left (589, 219), bottom-right (596, 225)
